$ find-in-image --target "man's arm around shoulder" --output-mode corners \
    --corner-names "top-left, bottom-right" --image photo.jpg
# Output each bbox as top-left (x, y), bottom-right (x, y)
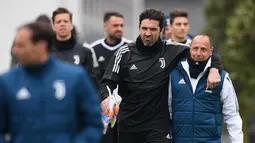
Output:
top-left (165, 42), bottom-right (189, 71)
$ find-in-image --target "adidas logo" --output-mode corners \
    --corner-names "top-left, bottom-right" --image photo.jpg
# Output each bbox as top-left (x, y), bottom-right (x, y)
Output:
top-left (178, 78), bottom-right (186, 84)
top-left (130, 64), bottom-right (137, 70)
top-left (166, 133), bottom-right (172, 139)
top-left (98, 56), bottom-right (105, 62)
top-left (16, 87), bottom-right (30, 100)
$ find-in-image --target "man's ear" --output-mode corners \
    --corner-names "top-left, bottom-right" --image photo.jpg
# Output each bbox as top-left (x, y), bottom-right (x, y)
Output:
top-left (36, 40), bottom-right (48, 52)
top-left (71, 24), bottom-right (73, 31)
top-left (104, 22), bottom-right (108, 31)
top-left (210, 46), bottom-right (214, 56)
top-left (160, 27), bottom-right (164, 35)
top-left (52, 24), bottom-right (56, 32)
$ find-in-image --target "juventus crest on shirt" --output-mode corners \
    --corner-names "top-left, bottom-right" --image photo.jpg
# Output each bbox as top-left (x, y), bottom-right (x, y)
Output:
top-left (52, 37), bottom-right (94, 76)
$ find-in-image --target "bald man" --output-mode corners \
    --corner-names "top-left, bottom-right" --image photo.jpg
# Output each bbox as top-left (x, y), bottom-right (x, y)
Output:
top-left (169, 35), bottom-right (243, 143)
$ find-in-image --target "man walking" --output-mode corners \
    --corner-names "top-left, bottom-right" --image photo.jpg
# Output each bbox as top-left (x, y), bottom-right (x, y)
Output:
top-left (90, 11), bottom-right (132, 143)
top-left (51, 7), bottom-right (96, 84)
top-left (0, 22), bottom-right (103, 143)
top-left (169, 34), bottom-right (243, 143)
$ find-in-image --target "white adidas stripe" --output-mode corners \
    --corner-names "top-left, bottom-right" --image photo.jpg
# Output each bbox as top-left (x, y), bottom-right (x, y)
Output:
top-left (113, 47), bottom-right (129, 73)
top-left (112, 46), bottom-right (129, 73)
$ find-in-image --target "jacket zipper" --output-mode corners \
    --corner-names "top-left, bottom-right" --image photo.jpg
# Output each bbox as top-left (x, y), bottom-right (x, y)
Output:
top-left (178, 66), bottom-right (206, 143)
top-left (178, 67), bottom-right (195, 142)
top-left (40, 77), bottom-right (46, 143)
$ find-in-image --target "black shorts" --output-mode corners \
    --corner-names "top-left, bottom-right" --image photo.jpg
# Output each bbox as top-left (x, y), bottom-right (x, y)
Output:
top-left (118, 129), bottom-right (172, 143)
top-left (100, 125), bottom-right (118, 143)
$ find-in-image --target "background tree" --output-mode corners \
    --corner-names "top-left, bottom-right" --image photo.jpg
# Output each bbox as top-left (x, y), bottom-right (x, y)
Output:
top-left (204, 0), bottom-right (255, 143)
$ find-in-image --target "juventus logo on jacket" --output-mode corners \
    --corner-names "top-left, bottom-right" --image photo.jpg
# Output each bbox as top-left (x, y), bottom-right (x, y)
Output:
top-left (73, 55), bottom-right (80, 65)
top-left (53, 80), bottom-right (66, 100)
top-left (159, 58), bottom-right (165, 69)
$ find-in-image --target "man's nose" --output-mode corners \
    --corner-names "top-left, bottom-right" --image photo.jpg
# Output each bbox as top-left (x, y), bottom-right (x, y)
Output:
top-left (11, 46), bottom-right (18, 55)
top-left (180, 24), bottom-right (185, 30)
top-left (60, 21), bottom-right (65, 26)
top-left (117, 26), bottom-right (123, 31)
top-left (196, 50), bottom-right (203, 57)
top-left (145, 31), bottom-right (151, 36)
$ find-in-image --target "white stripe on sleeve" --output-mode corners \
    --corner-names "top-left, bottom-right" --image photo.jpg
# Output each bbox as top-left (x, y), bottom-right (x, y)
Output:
top-left (112, 45), bottom-right (129, 73)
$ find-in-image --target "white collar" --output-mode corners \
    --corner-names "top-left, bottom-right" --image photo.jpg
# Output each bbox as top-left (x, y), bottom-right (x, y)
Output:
top-left (181, 57), bottom-right (212, 79)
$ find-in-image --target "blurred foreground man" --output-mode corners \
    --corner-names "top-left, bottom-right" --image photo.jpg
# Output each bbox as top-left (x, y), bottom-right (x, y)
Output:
top-left (10, 14), bottom-right (52, 67)
top-left (0, 22), bottom-right (103, 143)
top-left (169, 35), bottom-right (243, 143)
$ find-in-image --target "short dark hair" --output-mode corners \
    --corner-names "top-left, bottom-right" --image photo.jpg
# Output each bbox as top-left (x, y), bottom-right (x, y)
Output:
top-left (35, 14), bottom-right (51, 24)
top-left (52, 7), bottom-right (72, 23)
top-left (103, 11), bottom-right (124, 23)
top-left (169, 9), bottom-right (188, 24)
top-left (139, 9), bottom-right (165, 31)
top-left (19, 22), bottom-right (54, 52)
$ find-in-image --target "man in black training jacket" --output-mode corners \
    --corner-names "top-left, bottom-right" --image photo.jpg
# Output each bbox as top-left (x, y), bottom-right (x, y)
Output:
top-left (51, 7), bottom-right (96, 84)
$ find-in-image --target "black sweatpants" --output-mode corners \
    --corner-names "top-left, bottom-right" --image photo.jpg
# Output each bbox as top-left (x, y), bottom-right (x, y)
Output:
top-left (100, 125), bottom-right (118, 143)
top-left (118, 129), bottom-right (171, 143)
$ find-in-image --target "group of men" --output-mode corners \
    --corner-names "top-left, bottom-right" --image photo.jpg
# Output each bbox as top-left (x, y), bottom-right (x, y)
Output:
top-left (1, 6), bottom-right (243, 143)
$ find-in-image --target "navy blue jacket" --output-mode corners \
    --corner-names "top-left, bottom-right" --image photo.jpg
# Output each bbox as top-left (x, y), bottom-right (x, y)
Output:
top-left (170, 62), bottom-right (226, 143)
top-left (0, 56), bottom-right (103, 143)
